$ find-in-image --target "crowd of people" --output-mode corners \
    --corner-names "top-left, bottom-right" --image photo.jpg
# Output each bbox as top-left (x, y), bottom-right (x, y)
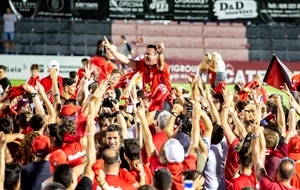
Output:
top-left (0, 33), bottom-right (300, 190)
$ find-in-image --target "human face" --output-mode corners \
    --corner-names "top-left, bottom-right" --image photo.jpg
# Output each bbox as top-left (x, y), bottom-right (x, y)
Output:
top-left (106, 131), bottom-right (121, 150)
top-left (109, 73), bottom-right (121, 86)
top-left (144, 48), bottom-right (157, 66)
top-left (31, 70), bottom-right (39, 78)
top-left (104, 89), bottom-right (116, 99)
top-left (67, 83), bottom-right (76, 95)
top-left (142, 98), bottom-right (151, 111)
top-left (0, 69), bottom-right (6, 80)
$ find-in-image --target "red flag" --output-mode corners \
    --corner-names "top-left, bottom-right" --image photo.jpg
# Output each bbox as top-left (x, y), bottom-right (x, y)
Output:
top-left (263, 54), bottom-right (293, 90)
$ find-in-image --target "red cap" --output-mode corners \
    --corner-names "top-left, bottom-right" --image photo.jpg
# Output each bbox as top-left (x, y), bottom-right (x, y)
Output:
top-left (49, 149), bottom-right (67, 173)
top-left (288, 136), bottom-right (300, 160)
top-left (61, 104), bottom-right (81, 116)
top-left (32, 135), bottom-right (51, 156)
top-left (92, 159), bottom-right (104, 176)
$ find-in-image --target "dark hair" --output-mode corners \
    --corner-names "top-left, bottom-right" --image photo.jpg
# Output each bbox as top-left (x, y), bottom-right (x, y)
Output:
top-left (53, 164), bottom-right (73, 188)
top-left (69, 71), bottom-right (78, 80)
top-left (183, 170), bottom-right (202, 181)
top-left (64, 99), bottom-right (77, 106)
top-left (0, 117), bottom-right (13, 134)
top-left (105, 124), bottom-right (122, 138)
top-left (236, 100), bottom-right (249, 113)
top-left (212, 93), bottom-right (224, 104)
top-left (0, 65), bottom-right (7, 72)
top-left (138, 185), bottom-right (155, 190)
top-left (121, 35), bottom-right (126, 40)
top-left (153, 168), bottom-right (172, 190)
top-left (42, 182), bottom-right (66, 190)
top-left (238, 153), bottom-right (252, 168)
top-left (63, 78), bottom-right (76, 88)
top-left (29, 114), bottom-right (45, 131)
top-left (101, 148), bottom-right (120, 165)
top-left (48, 123), bottom-right (62, 147)
top-left (234, 84), bottom-right (242, 94)
top-left (30, 64), bottom-right (40, 71)
top-left (123, 139), bottom-right (140, 161)
top-left (81, 58), bottom-right (89, 63)
top-left (15, 112), bottom-right (31, 132)
top-left (137, 90), bottom-right (145, 99)
top-left (211, 123), bottom-right (224, 145)
top-left (278, 159), bottom-right (295, 180)
top-left (146, 44), bottom-right (157, 51)
top-left (4, 162), bottom-right (22, 190)
top-left (58, 120), bottom-right (75, 141)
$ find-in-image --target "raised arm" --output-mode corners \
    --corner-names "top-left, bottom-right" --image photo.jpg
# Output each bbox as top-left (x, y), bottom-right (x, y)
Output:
top-left (207, 90), bottom-right (221, 124)
top-left (220, 92), bottom-right (236, 144)
top-left (164, 104), bottom-right (183, 138)
top-left (156, 40), bottom-right (165, 71)
top-left (36, 82), bottom-right (56, 124)
top-left (102, 36), bottom-right (136, 69)
top-left (274, 95), bottom-right (286, 138)
top-left (22, 84), bottom-right (45, 115)
top-left (0, 132), bottom-right (6, 189)
top-left (188, 102), bottom-right (202, 157)
top-left (137, 100), bottom-right (156, 157)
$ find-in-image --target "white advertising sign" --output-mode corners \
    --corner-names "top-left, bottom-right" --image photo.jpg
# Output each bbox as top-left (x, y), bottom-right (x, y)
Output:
top-left (213, 0), bottom-right (258, 20)
top-left (0, 55), bottom-right (87, 80)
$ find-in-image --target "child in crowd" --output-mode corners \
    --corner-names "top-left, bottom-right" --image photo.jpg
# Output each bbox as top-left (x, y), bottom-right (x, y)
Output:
top-left (26, 64), bottom-right (40, 87)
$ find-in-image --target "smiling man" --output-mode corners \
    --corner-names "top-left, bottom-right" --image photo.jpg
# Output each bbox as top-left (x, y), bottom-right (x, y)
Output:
top-left (102, 36), bottom-right (172, 114)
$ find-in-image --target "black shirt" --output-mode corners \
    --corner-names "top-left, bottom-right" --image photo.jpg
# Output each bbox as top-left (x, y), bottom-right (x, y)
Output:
top-left (75, 176), bottom-right (92, 190)
top-left (0, 77), bottom-right (11, 91)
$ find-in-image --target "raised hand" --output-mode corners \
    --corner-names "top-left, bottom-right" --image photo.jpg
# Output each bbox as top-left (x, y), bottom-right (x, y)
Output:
top-left (102, 36), bottom-right (112, 51)
top-left (156, 39), bottom-right (165, 53)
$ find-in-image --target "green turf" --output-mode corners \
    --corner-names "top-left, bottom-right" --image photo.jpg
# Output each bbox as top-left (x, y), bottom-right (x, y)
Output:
top-left (11, 80), bottom-right (289, 106)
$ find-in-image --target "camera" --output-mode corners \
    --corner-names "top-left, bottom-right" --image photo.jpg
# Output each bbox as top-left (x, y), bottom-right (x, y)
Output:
top-left (102, 96), bottom-right (118, 108)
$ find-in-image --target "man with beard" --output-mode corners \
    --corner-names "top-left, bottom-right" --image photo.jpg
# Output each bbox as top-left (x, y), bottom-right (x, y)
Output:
top-left (102, 36), bottom-right (172, 121)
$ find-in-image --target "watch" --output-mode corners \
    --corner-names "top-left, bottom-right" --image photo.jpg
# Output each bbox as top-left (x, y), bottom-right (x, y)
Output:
top-left (31, 92), bottom-right (37, 98)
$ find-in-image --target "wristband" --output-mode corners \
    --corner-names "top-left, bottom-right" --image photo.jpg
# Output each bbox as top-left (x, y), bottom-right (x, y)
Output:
top-left (31, 93), bottom-right (37, 98)
top-left (171, 111), bottom-right (179, 117)
top-left (157, 51), bottom-right (163, 54)
top-left (251, 133), bottom-right (259, 139)
top-left (139, 172), bottom-right (146, 176)
top-left (116, 110), bottom-right (122, 115)
top-left (53, 94), bottom-right (59, 97)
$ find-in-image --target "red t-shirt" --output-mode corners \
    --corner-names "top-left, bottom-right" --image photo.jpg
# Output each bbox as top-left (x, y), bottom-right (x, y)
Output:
top-left (149, 153), bottom-right (197, 190)
top-left (135, 60), bottom-right (172, 102)
top-left (129, 164), bottom-right (153, 185)
top-left (229, 172), bottom-right (256, 190)
top-left (152, 131), bottom-right (168, 154)
top-left (92, 168), bottom-right (137, 190)
top-left (105, 174), bottom-right (136, 190)
top-left (77, 68), bottom-right (85, 82)
top-left (40, 75), bottom-right (64, 95)
top-left (260, 175), bottom-right (299, 190)
top-left (225, 137), bottom-right (240, 188)
top-left (291, 169), bottom-right (300, 189)
top-left (26, 76), bottom-right (40, 87)
top-left (61, 141), bottom-right (86, 167)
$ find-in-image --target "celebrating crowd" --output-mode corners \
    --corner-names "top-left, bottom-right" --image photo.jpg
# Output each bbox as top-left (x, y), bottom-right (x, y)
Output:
top-left (0, 35), bottom-right (300, 190)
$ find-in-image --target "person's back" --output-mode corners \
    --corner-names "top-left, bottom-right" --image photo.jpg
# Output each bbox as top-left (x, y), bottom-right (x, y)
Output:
top-left (204, 138), bottom-right (228, 190)
top-left (21, 135), bottom-right (52, 190)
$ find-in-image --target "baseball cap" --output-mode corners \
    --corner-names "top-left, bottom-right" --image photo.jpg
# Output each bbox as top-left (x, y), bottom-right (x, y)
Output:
top-left (288, 136), bottom-right (300, 160)
top-left (61, 104), bottom-right (81, 116)
top-left (48, 60), bottom-right (60, 69)
top-left (49, 149), bottom-right (67, 173)
top-left (164, 138), bottom-right (185, 163)
top-left (32, 135), bottom-right (51, 156)
top-left (92, 159), bottom-right (104, 176)
top-left (174, 131), bottom-right (191, 154)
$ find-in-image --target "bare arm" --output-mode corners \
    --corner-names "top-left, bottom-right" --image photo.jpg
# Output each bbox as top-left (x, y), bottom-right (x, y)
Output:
top-left (164, 104), bottom-right (183, 138)
top-left (36, 82), bottom-right (56, 124)
top-left (0, 132), bottom-right (6, 189)
top-left (103, 36), bottom-right (136, 69)
top-left (188, 103), bottom-right (202, 157)
top-left (275, 96), bottom-right (286, 138)
top-left (220, 93), bottom-right (236, 144)
top-left (137, 100), bottom-right (156, 157)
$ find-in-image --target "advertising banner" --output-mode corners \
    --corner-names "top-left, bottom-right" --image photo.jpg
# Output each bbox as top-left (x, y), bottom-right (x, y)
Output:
top-left (0, 55), bottom-right (84, 80)
top-left (166, 59), bottom-right (300, 83)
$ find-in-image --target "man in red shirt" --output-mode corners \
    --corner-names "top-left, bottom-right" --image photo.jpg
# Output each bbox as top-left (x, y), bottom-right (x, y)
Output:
top-left (40, 60), bottom-right (64, 95)
top-left (102, 36), bottom-right (172, 115)
top-left (229, 154), bottom-right (256, 190)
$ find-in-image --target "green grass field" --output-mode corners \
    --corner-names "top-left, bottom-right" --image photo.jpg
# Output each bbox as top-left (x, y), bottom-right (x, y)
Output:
top-left (12, 80), bottom-right (289, 106)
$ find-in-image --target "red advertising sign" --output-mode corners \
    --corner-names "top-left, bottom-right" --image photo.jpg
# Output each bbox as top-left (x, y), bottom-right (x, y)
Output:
top-left (167, 59), bottom-right (300, 84)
